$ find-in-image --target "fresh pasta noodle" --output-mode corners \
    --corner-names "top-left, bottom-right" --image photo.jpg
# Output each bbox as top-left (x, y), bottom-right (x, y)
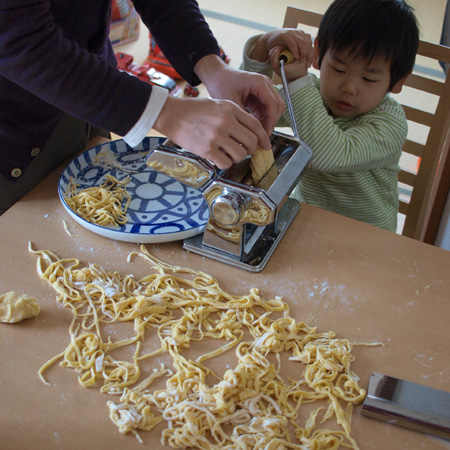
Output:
top-left (242, 198), bottom-right (273, 226)
top-left (65, 175), bottom-right (131, 227)
top-left (94, 150), bottom-right (139, 173)
top-left (62, 219), bottom-right (79, 237)
top-left (147, 159), bottom-right (208, 188)
top-left (206, 221), bottom-right (241, 243)
top-left (29, 242), bottom-right (381, 449)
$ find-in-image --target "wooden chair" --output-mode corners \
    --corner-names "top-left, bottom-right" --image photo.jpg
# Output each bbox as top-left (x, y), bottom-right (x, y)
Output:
top-left (282, 6), bottom-right (450, 241)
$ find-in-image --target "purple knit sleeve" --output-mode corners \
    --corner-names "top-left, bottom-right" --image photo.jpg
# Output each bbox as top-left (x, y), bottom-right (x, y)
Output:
top-left (0, 0), bottom-right (220, 137)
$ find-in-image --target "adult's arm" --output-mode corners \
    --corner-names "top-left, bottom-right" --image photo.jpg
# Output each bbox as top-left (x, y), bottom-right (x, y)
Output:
top-left (0, 0), bottom-right (220, 136)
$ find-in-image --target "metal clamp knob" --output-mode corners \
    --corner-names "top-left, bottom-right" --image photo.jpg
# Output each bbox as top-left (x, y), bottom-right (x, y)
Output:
top-left (210, 190), bottom-right (246, 226)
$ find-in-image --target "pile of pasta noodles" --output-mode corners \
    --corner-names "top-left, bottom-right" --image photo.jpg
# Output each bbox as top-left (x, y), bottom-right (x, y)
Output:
top-left (30, 243), bottom-right (377, 449)
top-left (65, 175), bottom-right (131, 227)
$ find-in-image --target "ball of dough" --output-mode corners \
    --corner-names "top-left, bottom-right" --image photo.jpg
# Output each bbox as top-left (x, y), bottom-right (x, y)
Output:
top-left (0, 291), bottom-right (40, 323)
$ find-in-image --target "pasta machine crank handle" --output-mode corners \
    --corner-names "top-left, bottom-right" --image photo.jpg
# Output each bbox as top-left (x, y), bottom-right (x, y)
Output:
top-left (279, 49), bottom-right (299, 139)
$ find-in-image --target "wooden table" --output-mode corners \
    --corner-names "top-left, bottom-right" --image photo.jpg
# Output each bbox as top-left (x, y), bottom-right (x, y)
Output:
top-left (1, 152), bottom-right (449, 450)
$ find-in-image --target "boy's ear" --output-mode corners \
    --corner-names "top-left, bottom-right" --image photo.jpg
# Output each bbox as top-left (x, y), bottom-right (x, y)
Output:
top-left (312, 40), bottom-right (320, 70)
top-left (391, 71), bottom-right (412, 94)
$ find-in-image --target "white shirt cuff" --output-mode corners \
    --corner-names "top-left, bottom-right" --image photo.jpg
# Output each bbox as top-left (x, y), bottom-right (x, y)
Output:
top-left (123, 85), bottom-right (169, 148)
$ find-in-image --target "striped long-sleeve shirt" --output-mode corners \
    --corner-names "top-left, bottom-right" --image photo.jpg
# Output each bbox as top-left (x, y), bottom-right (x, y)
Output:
top-left (242, 37), bottom-right (406, 232)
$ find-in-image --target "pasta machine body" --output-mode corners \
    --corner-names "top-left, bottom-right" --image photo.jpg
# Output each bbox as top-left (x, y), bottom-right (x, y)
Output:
top-left (146, 131), bottom-right (312, 271)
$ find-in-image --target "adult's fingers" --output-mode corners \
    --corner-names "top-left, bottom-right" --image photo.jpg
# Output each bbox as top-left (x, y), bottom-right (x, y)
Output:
top-left (153, 96), bottom-right (270, 169)
top-left (242, 74), bottom-right (285, 135)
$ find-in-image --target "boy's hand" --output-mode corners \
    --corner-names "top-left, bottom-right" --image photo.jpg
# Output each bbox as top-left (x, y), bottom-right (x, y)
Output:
top-left (269, 46), bottom-right (309, 82)
top-left (251, 29), bottom-right (313, 81)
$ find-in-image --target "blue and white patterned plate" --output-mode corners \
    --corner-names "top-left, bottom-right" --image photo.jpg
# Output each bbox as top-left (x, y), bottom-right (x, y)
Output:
top-left (58, 137), bottom-right (209, 243)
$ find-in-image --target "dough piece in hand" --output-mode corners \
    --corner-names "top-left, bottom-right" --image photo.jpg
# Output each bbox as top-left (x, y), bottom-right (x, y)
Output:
top-left (0, 291), bottom-right (40, 323)
top-left (250, 147), bottom-right (275, 185)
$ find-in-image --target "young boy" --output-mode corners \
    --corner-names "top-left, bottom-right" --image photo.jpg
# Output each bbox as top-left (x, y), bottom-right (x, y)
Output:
top-left (242, 0), bottom-right (420, 232)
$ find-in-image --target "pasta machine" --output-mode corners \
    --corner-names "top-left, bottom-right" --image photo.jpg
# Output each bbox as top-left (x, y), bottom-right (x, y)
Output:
top-left (146, 131), bottom-right (311, 271)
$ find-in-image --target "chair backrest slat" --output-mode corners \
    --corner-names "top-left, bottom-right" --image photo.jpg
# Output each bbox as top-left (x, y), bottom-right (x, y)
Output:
top-left (402, 140), bottom-right (424, 158)
top-left (403, 105), bottom-right (435, 127)
top-left (404, 74), bottom-right (444, 96)
top-left (399, 169), bottom-right (417, 186)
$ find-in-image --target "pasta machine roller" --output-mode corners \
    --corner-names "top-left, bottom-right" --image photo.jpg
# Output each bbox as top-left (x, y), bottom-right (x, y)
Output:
top-left (146, 131), bottom-right (312, 271)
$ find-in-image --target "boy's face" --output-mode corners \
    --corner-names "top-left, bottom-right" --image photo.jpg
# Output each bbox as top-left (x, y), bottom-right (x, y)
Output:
top-left (314, 45), bottom-right (399, 119)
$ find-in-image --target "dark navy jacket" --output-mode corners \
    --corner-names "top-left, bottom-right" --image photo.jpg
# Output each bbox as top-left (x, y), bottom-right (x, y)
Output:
top-left (0, 0), bottom-right (220, 179)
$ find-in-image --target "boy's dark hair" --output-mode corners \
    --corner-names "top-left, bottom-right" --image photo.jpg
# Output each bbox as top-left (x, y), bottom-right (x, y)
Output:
top-left (316, 0), bottom-right (420, 90)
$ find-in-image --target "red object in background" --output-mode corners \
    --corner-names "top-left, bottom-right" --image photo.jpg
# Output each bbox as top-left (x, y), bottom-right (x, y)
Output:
top-left (115, 52), bottom-right (181, 96)
top-left (116, 52), bottom-right (147, 82)
top-left (146, 34), bottom-right (183, 80)
top-left (146, 33), bottom-right (231, 80)
top-left (184, 84), bottom-right (200, 97)
top-left (111, 0), bottom-right (132, 21)
top-left (114, 33), bottom-right (230, 98)
top-left (220, 47), bottom-right (231, 64)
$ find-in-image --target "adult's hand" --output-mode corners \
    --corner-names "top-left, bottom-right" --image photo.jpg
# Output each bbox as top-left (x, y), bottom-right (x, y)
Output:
top-left (153, 95), bottom-right (271, 169)
top-left (194, 54), bottom-right (285, 136)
